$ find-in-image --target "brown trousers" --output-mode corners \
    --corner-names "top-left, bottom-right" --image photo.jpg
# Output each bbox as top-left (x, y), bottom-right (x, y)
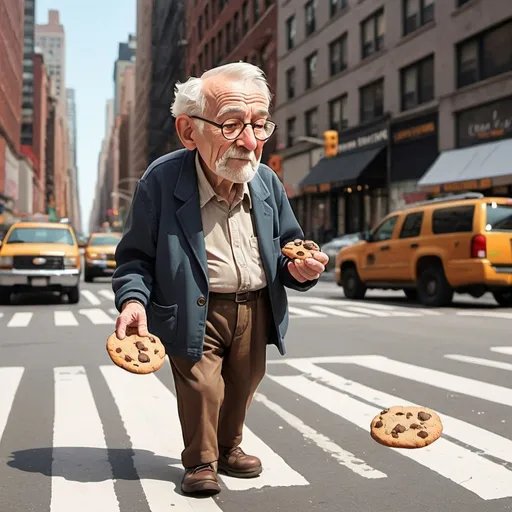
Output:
top-left (169, 289), bottom-right (270, 468)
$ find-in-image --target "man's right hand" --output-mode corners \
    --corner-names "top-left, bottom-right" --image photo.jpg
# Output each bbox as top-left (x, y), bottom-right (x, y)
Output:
top-left (116, 300), bottom-right (149, 339)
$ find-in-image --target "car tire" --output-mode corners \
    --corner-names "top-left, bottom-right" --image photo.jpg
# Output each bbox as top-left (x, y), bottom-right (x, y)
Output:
top-left (67, 286), bottom-right (80, 304)
top-left (492, 290), bottom-right (512, 307)
top-left (403, 289), bottom-right (418, 300)
top-left (84, 271), bottom-right (93, 283)
top-left (0, 286), bottom-right (11, 305)
top-left (342, 266), bottom-right (366, 300)
top-left (417, 265), bottom-right (453, 307)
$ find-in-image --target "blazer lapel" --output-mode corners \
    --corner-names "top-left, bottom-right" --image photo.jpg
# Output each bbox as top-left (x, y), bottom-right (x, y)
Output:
top-left (174, 150), bottom-right (209, 284)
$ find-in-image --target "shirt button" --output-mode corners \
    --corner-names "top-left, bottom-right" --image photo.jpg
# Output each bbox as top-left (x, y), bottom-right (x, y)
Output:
top-left (197, 296), bottom-right (206, 306)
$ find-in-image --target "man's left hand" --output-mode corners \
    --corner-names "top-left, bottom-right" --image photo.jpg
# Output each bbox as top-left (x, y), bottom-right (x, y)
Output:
top-left (287, 251), bottom-right (329, 283)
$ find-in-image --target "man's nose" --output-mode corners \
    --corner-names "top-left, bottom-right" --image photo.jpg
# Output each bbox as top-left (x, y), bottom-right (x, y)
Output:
top-left (236, 124), bottom-right (258, 151)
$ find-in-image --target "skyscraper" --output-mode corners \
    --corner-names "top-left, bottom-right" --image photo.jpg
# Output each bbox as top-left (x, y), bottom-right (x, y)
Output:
top-left (21, 0), bottom-right (36, 147)
top-left (113, 34), bottom-right (136, 118)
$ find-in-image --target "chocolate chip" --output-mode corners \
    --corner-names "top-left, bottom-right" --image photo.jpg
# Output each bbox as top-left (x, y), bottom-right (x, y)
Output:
top-left (409, 423), bottom-right (421, 429)
top-left (150, 337), bottom-right (156, 343)
top-left (296, 251), bottom-right (305, 256)
top-left (417, 431), bottom-right (429, 439)
top-left (396, 412), bottom-right (404, 416)
top-left (374, 420), bottom-right (383, 428)
top-left (138, 353), bottom-right (150, 363)
top-left (406, 412), bottom-right (413, 419)
top-left (135, 341), bottom-right (146, 350)
top-left (124, 355), bottom-right (133, 362)
top-left (154, 349), bottom-right (159, 354)
top-left (294, 240), bottom-right (302, 246)
top-left (394, 424), bottom-right (406, 433)
top-left (392, 433), bottom-right (399, 438)
top-left (418, 412), bottom-right (431, 421)
top-left (133, 364), bottom-right (139, 367)
top-left (115, 348), bottom-right (122, 353)
top-left (303, 243), bottom-right (314, 250)
top-left (380, 409), bottom-right (388, 415)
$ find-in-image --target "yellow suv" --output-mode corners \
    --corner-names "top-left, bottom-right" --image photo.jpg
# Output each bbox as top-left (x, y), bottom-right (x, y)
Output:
top-left (84, 232), bottom-right (121, 282)
top-left (335, 192), bottom-right (512, 307)
top-left (0, 221), bottom-right (81, 304)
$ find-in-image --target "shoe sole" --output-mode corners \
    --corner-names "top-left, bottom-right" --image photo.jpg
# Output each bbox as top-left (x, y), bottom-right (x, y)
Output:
top-left (181, 481), bottom-right (221, 496)
top-left (217, 463), bottom-right (263, 478)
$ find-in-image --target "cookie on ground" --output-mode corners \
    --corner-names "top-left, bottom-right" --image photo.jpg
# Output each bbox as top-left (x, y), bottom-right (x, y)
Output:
top-left (370, 405), bottom-right (443, 449)
top-left (282, 239), bottom-right (320, 261)
top-left (106, 329), bottom-right (166, 374)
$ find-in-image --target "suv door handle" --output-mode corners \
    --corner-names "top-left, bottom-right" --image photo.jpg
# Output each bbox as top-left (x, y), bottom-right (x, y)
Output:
top-left (410, 243), bottom-right (419, 248)
top-left (380, 245), bottom-right (390, 251)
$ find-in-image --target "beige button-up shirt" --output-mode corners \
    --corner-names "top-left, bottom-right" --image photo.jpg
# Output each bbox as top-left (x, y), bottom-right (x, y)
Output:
top-left (195, 153), bottom-right (267, 293)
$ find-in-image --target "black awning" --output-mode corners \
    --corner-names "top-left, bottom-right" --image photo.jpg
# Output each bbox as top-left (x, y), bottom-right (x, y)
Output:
top-left (299, 147), bottom-right (384, 187)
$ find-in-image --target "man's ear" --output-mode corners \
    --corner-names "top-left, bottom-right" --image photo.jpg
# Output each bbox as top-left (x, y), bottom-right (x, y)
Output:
top-left (175, 115), bottom-right (196, 150)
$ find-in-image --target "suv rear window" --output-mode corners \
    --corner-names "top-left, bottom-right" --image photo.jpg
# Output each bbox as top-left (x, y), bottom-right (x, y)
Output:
top-left (485, 204), bottom-right (512, 231)
top-left (432, 205), bottom-right (474, 234)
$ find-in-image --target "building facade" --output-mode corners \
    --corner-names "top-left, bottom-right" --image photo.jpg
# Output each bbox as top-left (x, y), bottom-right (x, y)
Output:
top-left (0, 0), bottom-right (25, 224)
top-left (20, 0), bottom-right (36, 147)
top-left (274, 0), bottom-right (512, 243)
top-left (184, 0), bottom-right (278, 164)
top-left (113, 35), bottom-right (136, 118)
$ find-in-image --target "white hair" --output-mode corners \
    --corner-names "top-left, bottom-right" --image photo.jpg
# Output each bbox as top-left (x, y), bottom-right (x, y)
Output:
top-left (170, 62), bottom-right (272, 120)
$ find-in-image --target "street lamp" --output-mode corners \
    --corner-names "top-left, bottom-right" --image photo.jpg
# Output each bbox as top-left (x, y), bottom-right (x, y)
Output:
top-left (294, 135), bottom-right (325, 146)
top-left (111, 191), bottom-right (132, 202)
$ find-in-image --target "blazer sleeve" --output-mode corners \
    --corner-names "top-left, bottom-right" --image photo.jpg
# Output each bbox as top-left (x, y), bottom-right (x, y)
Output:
top-left (275, 182), bottom-right (319, 292)
top-left (111, 180), bottom-right (156, 311)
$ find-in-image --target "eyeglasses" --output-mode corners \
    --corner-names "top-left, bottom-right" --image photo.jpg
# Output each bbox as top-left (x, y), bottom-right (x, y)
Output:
top-left (190, 115), bottom-right (277, 141)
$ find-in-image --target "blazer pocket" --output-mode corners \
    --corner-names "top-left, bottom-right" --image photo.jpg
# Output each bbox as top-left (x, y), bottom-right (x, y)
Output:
top-left (272, 236), bottom-right (281, 254)
top-left (147, 302), bottom-right (178, 344)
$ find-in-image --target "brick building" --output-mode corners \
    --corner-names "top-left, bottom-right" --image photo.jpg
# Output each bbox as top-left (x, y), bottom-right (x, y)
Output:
top-left (0, 0), bottom-right (24, 221)
top-left (184, 0), bottom-right (278, 164)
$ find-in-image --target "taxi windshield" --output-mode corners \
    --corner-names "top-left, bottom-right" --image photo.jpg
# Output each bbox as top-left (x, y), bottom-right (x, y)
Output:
top-left (89, 235), bottom-right (121, 246)
top-left (6, 227), bottom-right (74, 245)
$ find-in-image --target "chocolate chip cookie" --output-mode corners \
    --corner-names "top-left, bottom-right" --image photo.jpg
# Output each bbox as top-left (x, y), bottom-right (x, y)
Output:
top-left (106, 330), bottom-right (166, 374)
top-left (370, 405), bottom-right (443, 449)
top-left (282, 239), bottom-right (320, 260)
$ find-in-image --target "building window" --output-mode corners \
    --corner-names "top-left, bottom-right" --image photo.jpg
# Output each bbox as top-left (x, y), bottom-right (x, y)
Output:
top-left (329, 95), bottom-right (348, 132)
top-left (305, 108), bottom-right (318, 137)
top-left (265, 0), bottom-right (273, 8)
top-left (456, 19), bottom-right (512, 88)
top-left (329, 34), bottom-right (347, 76)
top-left (226, 22), bottom-right (231, 53)
top-left (330, 0), bottom-right (348, 17)
top-left (305, 0), bottom-right (316, 36)
top-left (286, 117), bottom-right (296, 147)
top-left (198, 15), bottom-right (203, 41)
top-left (361, 9), bottom-right (384, 59)
top-left (234, 11), bottom-right (240, 44)
top-left (199, 53), bottom-right (204, 71)
top-left (286, 15), bottom-right (296, 50)
top-left (253, 0), bottom-right (260, 21)
top-left (400, 54), bottom-right (434, 110)
top-left (403, 0), bottom-right (434, 36)
top-left (242, 2), bottom-right (249, 32)
top-left (305, 52), bottom-right (317, 89)
top-left (360, 78), bottom-right (384, 123)
top-left (205, 4), bottom-right (210, 29)
top-left (457, 0), bottom-right (471, 6)
top-left (286, 67), bottom-right (296, 99)
top-left (204, 43), bottom-right (209, 68)
top-left (217, 32), bottom-right (223, 62)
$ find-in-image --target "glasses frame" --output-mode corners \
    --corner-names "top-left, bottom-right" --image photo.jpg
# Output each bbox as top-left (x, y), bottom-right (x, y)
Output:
top-left (190, 115), bottom-right (277, 141)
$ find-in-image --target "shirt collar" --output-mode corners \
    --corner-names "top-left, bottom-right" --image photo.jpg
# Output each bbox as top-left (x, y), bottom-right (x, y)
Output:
top-left (195, 152), bottom-right (252, 209)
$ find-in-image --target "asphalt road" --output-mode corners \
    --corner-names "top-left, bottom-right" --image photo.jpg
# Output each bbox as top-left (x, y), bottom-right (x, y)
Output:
top-left (1, 274), bottom-right (512, 512)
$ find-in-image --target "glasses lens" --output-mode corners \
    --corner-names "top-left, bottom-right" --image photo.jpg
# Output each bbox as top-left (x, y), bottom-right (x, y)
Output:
top-left (222, 120), bottom-right (244, 139)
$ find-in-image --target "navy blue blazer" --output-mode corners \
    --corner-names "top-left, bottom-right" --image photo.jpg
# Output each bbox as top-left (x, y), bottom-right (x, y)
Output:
top-left (112, 149), bottom-right (318, 361)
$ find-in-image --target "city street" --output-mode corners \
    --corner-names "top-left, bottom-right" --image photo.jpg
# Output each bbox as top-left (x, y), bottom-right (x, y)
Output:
top-left (1, 276), bottom-right (512, 511)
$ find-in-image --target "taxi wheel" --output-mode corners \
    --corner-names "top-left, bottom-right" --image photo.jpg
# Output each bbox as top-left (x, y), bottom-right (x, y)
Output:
top-left (0, 287), bottom-right (10, 305)
top-left (342, 266), bottom-right (366, 300)
top-left (67, 286), bottom-right (80, 304)
top-left (417, 265), bottom-right (453, 307)
top-left (492, 290), bottom-right (512, 307)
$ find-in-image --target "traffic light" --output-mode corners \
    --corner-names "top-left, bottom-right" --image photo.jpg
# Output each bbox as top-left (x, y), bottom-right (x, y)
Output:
top-left (324, 130), bottom-right (339, 157)
top-left (267, 154), bottom-right (283, 180)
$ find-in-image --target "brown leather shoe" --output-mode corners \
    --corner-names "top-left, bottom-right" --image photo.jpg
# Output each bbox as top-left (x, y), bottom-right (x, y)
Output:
top-left (218, 447), bottom-right (262, 478)
top-left (181, 463), bottom-right (221, 495)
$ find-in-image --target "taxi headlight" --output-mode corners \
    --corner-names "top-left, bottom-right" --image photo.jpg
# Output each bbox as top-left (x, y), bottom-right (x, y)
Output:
top-left (64, 257), bottom-right (78, 268)
top-left (0, 256), bottom-right (13, 268)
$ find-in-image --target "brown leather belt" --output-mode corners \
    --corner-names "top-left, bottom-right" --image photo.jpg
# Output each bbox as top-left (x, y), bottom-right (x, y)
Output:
top-left (208, 288), bottom-right (267, 303)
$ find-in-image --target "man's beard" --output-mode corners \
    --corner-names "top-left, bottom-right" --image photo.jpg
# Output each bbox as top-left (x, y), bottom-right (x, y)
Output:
top-left (214, 147), bottom-right (260, 183)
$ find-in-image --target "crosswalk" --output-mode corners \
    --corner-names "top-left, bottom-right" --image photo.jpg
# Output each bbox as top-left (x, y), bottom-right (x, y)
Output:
top-left (2, 288), bottom-right (512, 330)
top-left (2, 345), bottom-right (512, 508)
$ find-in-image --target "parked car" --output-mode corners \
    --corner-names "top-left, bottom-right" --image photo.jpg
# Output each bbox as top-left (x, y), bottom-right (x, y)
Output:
top-left (321, 232), bottom-right (364, 271)
top-left (335, 192), bottom-right (512, 307)
top-left (84, 232), bottom-right (121, 282)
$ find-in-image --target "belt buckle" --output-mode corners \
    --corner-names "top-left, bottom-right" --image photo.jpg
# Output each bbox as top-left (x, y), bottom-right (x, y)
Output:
top-left (235, 291), bottom-right (249, 303)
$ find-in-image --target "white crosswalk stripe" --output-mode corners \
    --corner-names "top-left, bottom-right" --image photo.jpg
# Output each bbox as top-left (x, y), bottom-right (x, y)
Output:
top-left (2, 346), bottom-right (512, 505)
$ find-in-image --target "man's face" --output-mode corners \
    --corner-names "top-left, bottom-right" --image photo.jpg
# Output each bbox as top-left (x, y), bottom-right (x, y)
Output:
top-left (193, 77), bottom-right (270, 183)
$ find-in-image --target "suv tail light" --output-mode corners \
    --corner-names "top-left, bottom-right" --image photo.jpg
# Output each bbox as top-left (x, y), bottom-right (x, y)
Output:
top-left (471, 234), bottom-right (486, 258)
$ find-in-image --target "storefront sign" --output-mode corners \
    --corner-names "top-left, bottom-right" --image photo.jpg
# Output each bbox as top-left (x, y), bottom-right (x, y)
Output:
top-left (457, 96), bottom-right (512, 148)
top-left (337, 121), bottom-right (389, 154)
top-left (422, 178), bottom-right (493, 194)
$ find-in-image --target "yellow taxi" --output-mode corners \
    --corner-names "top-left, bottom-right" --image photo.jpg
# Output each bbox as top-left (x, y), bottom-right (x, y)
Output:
top-left (0, 221), bottom-right (81, 304)
top-left (84, 232), bottom-right (121, 282)
top-left (335, 192), bottom-right (512, 307)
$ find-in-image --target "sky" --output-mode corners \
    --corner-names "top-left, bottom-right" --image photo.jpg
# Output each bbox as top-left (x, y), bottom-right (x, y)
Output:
top-left (36, 0), bottom-right (137, 234)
